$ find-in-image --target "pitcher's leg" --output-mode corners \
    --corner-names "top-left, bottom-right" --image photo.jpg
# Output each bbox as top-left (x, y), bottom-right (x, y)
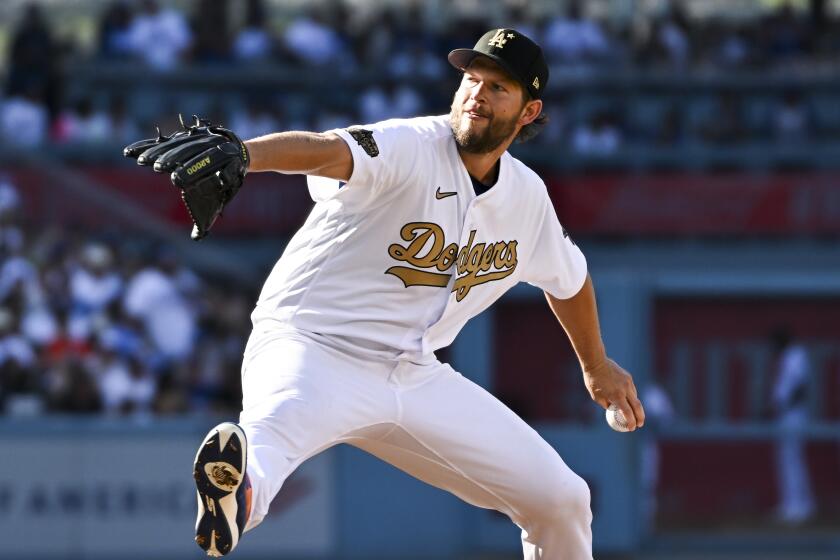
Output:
top-left (354, 362), bottom-right (592, 560)
top-left (236, 333), bottom-right (396, 530)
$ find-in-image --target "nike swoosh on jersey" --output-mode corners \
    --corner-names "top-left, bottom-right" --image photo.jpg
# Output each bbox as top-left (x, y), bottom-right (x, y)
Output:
top-left (435, 187), bottom-right (457, 200)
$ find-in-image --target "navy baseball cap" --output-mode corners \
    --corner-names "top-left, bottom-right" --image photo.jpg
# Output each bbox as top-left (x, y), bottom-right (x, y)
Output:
top-left (448, 28), bottom-right (549, 99)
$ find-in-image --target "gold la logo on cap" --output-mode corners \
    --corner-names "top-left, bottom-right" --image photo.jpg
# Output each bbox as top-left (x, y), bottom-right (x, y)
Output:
top-left (488, 29), bottom-right (516, 48)
top-left (532, 77), bottom-right (540, 89)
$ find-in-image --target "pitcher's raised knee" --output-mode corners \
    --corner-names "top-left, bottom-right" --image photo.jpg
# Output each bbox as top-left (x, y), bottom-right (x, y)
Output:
top-left (538, 470), bottom-right (592, 524)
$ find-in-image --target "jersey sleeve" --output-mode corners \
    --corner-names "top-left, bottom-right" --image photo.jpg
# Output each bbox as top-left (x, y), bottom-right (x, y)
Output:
top-left (306, 119), bottom-right (420, 212)
top-left (521, 194), bottom-right (588, 299)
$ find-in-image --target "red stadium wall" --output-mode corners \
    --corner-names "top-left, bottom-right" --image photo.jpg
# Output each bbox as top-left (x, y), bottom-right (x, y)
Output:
top-left (10, 167), bottom-right (840, 236)
top-left (11, 167), bottom-right (311, 235)
top-left (547, 172), bottom-right (840, 235)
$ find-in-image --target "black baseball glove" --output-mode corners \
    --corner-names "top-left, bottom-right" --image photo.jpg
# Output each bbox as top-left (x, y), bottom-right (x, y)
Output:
top-left (124, 115), bottom-right (250, 240)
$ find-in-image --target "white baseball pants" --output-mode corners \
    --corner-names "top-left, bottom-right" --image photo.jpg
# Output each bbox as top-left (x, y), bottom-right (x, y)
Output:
top-left (775, 409), bottom-right (815, 522)
top-left (238, 328), bottom-right (593, 560)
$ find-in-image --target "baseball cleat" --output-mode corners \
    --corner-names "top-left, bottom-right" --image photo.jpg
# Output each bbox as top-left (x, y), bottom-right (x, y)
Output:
top-left (193, 422), bottom-right (249, 557)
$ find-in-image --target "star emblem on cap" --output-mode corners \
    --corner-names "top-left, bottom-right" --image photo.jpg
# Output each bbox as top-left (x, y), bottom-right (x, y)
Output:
top-left (507, 33), bottom-right (515, 38)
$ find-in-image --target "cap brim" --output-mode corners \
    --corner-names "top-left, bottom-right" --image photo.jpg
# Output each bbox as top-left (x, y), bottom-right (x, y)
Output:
top-left (447, 49), bottom-right (524, 90)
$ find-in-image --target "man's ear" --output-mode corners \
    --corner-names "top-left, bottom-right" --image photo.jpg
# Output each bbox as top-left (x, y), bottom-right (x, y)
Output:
top-left (519, 99), bottom-right (543, 126)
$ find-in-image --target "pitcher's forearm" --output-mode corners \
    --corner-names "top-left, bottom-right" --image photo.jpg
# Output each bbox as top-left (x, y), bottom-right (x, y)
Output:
top-left (244, 131), bottom-right (353, 180)
top-left (544, 275), bottom-right (607, 372)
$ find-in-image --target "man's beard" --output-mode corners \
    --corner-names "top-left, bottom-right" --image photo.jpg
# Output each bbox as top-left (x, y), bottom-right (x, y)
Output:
top-left (449, 102), bottom-right (518, 154)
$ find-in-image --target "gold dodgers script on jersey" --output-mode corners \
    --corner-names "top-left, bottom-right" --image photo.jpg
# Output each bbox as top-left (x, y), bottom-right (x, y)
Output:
top-left (385, 222), bottom-right (518, 301)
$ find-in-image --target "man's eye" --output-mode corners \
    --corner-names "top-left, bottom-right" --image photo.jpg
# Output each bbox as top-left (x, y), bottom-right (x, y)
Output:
top-left (493, 84), bottom-right (506, 92)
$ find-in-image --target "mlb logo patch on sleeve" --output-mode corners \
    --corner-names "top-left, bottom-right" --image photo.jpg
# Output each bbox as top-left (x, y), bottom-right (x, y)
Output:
top-left (347, 128), bottom-right (379, 157)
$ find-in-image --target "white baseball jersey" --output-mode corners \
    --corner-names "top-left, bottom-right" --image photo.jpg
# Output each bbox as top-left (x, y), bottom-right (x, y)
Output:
top-left (251, 114), bottom-right (586, 359)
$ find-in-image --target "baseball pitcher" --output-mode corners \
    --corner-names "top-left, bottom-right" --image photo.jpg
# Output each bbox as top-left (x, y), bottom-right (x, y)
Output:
top-left (125, 28), bottom-right (646, 559)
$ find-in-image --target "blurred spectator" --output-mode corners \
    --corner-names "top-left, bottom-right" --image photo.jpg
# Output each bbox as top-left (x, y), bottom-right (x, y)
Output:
top-left (699, 93), bottom-right (747, 146)
top-left (0, 87), bottom-right (49, 147)
top-left (543, 0), bottom-right (613, 64)
top-left (123, 250), bottom-right (199, 363)
top-left (315, 110), bottom-right (356, 134)
top-left (127, 0), bottom-right (192, 71)
top-left (505, 3), bottom-right (541, 45)
top-left (769, 327), bottom-right (815, 525)
top-left (763, 4), bottom-right (810, 63)
top-left (0, 230), bottom-right (38, 306)
top-left (188, 292), bottom-right (245, 411)
top-left (283, 7), bottom-right (347, 66)
top-left (233, 0), bottom-right (274, 62)
top-left (154, 368), bottom-right (189, 414)
top-left (535, 102), bottom-right (568, 146)
top-left (0, 307), bottom-right (36, 375)
top-left (571, 112), bottom-right (623, 156)
top-left (639, 383), bottom-right (674, 532)
top-left (0, 174), bottom-right (22, 225)
top-left (14, 225), bottom-right (59, 352)
top-left (773, 91), bottom-right (811, 144)
top-left (67, 243), bottom-right (123, 341)
top-left (44, 310), bottom-right (93, 365)
top-left (108, 95), bottom-right (142, 146)
top-left (651, 3), bottom-right (692, 67)
top-left (190, 0), bottom-right (231, 64)
top-left (0, 306), bottom-right (41, 415)
top-left (0, 174), bottom-right (23, 221)
top-left (39, 258), bottom-right (71, 319)
top-left (280, 96), bottom-right (314, 132)
top-left (96, 351), bottom-right (156, 415)
top-left (98, 0), bottom-right (135, 59)
top-left (4, 2), bottom-right (61, 116)
top-left (96, 300), bottom-right (146, 361)
top-left (71, 244), bottom-right (122, 311)
top-left (54, 98), bottom-right (112, 144)
top-left (0, 217), bottom-right (255, 417)
top-left (353, 7), bottom-right (397, 70)
top-left (20, 294), bottom-right (59, 349)
top-left (388, 43), bottom-right (446, 81)
top-left (716, 25), bottom-right (753, 68)
top-left (45, 358), bottom-right (102, 413)
top-left (359, 80), bottom-right (423, 123)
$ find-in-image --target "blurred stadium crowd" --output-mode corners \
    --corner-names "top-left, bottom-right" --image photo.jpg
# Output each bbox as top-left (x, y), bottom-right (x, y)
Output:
top-left (0, 0), bottom-right (837, 419)
top-left (0, 0), bottom-right (835, 153)
top-left (0, 174), bottom-right (251, 416)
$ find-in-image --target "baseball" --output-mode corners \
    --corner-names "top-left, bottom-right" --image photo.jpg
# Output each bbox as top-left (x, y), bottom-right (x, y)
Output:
top-left (605, 404), bottom-right (630, 432)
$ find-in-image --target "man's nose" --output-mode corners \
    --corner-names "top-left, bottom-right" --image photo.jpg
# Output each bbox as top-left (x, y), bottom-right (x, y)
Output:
top-left (468, 81), bottom-right (487, 101)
